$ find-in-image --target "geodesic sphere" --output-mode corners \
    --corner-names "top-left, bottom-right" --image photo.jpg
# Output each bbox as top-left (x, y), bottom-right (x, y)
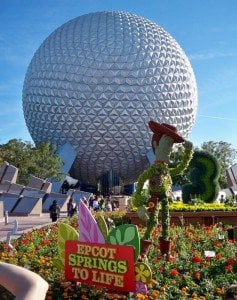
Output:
top-left (23, 11), bottom-right (198, 185)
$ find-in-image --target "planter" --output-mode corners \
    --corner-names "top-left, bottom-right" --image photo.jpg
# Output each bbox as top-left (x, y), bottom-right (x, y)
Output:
top-left (171, 211), bottom-right (237, 226)
top-left (159, 237), bottom-right (170, 256)
top-left (227, 226), bottom-right (237, 240)
top-left (140, 239), bottom-right (152, 256)
top-left (125, 211), bottom-right (237, 226)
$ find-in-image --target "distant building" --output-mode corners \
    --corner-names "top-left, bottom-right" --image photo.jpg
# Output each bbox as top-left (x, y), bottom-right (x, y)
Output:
top-left (22, 11), bottom-right (198, 194)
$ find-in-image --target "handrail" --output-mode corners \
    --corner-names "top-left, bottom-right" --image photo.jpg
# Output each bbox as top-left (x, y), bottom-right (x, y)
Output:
top-left (0, 262), bottom-right (48, 300)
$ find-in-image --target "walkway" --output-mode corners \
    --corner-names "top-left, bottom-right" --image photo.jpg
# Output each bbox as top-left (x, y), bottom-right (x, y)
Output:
top-left (0, 213), bottom-right (66, 241)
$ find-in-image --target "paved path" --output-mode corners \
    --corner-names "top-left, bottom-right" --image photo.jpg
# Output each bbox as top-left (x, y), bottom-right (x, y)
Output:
top-left (0, 213), bottom-right (67, 241)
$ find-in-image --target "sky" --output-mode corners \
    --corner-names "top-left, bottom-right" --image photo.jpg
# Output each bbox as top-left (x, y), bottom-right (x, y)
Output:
top-left (1, 0), bottom-right (237, 149)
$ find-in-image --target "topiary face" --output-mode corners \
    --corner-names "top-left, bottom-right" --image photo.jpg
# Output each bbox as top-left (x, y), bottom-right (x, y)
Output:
top-left (154, 136), bottom-right (174, 163)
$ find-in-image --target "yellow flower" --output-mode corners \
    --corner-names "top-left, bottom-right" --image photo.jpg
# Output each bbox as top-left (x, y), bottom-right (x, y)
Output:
top-left (181, 287), bottom-right (188, 294)
top-left (136, 294), bottom-right (146, 300)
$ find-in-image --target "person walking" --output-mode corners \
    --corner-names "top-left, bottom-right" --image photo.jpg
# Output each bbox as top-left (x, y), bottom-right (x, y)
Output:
top-left (88, 194), bottom-right (95, 210)
top-left (219, 194), bottom-right (226, 203)
top-left (82, 196), bottom-right (88, 206)
top-left (67, 198), bottom-right (76, 217)
top-left (105, 198), bottom-right (112, 211)
top-left (49, 200), bottom-right (60, 222)
top-left (92, 196), bottom-right (100, 211)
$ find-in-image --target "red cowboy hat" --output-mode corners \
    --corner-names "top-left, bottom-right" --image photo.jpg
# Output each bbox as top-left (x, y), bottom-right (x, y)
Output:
top-left (148, 120), bottom-right (184, 143)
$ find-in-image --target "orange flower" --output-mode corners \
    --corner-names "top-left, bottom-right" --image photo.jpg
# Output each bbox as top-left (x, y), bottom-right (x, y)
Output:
top-left (21, 239), bottom-right (28, 245)
top-left (194, 272), bottom-right (201, 280)
top-left (42, 240), bottom-right (51, 246)
top-left (216, 287), bottom-right (225, 295)
top-left (191, 292), bottom-right (198, 299)
top-left (161, 285), bottom-right (168, 291)
top-left (192, 256), bottom-right (202, 263)
top-left (181, 287), bottom-right (188, 294)
top-left (135, 294), bottom-right (146, 300)
top-left (168, 255), bottom-right (176, 262)
top-left (213, 241), bottom-right (222, 247)
top-left (170, 269), bottom-right (179, 276)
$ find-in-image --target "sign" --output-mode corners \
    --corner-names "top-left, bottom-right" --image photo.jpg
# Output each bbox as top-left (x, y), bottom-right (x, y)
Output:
top-left (204, 250), bottom-right (216, 258)
top-left (65, 241), bottom-right (135, 292)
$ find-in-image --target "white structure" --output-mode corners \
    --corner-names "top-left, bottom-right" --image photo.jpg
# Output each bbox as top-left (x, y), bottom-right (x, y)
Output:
top-left (226, 163), bottom-right (237, 196)
top-left (0, 262), bottom-right (48, 300)
top-left (23, 11), bottom-right (198, 186)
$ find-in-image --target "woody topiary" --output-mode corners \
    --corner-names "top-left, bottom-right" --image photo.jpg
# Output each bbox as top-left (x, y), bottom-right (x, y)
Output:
top-left (133, 120), bottom-right (193, 256)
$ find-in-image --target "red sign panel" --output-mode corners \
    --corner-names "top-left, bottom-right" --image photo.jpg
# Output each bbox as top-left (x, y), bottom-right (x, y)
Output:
top-left (65, 241), bottom-right (135, 292)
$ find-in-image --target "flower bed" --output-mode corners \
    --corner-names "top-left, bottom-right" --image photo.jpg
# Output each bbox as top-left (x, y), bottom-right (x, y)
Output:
top-left (130, 202), bottom-right (237, 213)
top-left (0, 217), bottom-right (237, 299)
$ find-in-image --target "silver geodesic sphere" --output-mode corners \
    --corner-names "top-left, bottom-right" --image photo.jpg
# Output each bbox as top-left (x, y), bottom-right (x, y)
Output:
top-left (23, 11), bottom-right (198, 185)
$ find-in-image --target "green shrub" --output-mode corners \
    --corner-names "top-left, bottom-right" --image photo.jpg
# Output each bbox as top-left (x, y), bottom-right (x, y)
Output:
top-left (182, 150), bottom-right (220, 203)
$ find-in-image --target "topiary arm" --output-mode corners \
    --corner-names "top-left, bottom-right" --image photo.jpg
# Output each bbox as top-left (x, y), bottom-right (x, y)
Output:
top-left (133, 168), bottom-right (152, 207)
top-left (170, 140), bottom-right (194, 177)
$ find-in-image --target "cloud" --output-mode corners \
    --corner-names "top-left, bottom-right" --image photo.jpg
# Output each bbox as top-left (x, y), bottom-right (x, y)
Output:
top-left (199, 115), bottom-right (237, 122)
top-left (189, 51), bottom-right (237, 61)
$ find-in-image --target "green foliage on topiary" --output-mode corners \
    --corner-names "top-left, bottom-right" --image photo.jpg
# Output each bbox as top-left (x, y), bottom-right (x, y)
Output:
top-left (182, 150), bottom-right (220, 203)
top-left (133, 140), bottom-right (193, 241)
